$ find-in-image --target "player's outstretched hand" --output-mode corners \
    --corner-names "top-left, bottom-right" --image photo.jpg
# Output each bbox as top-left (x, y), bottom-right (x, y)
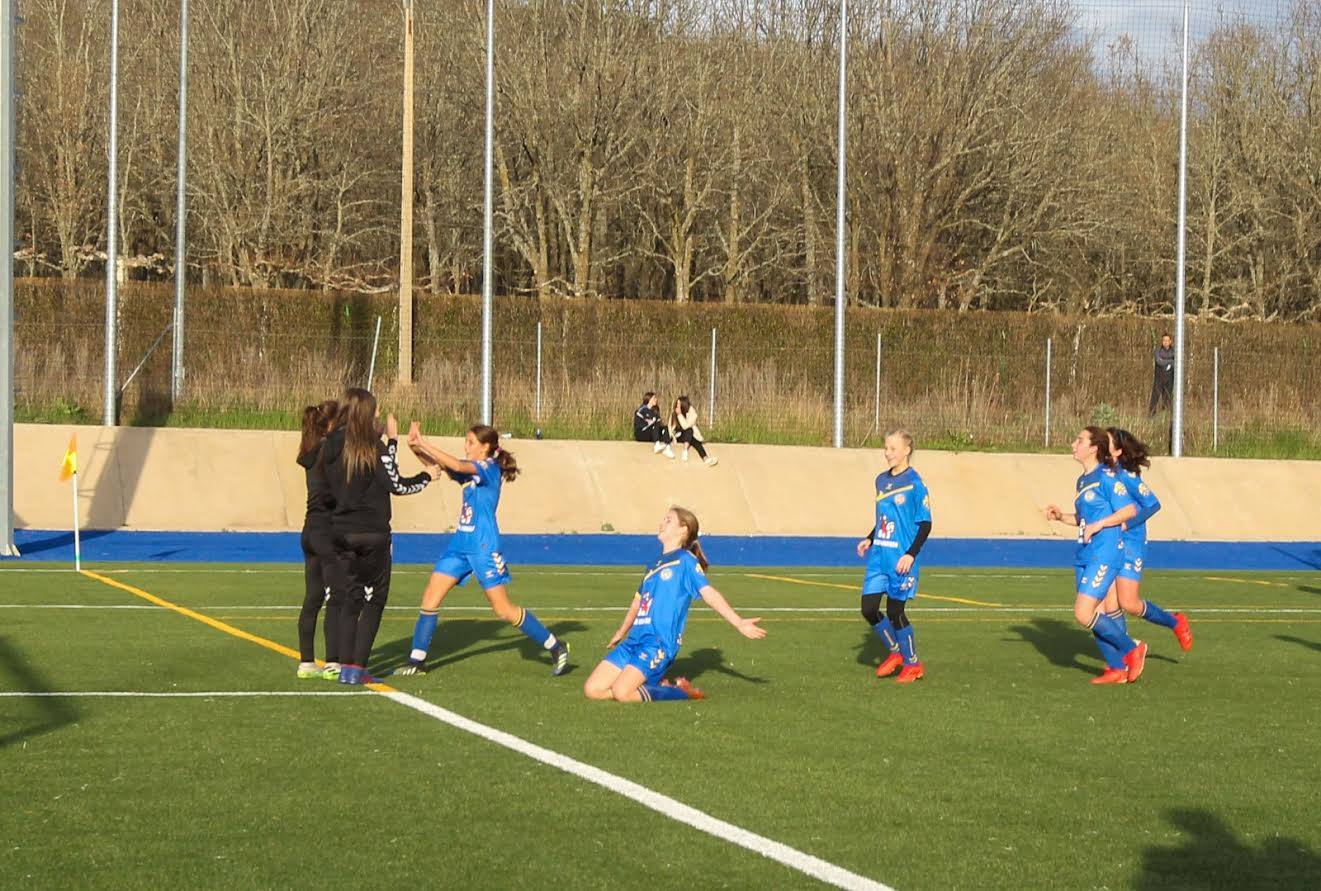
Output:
top-left (407, 420), bottom-right (422, 445)
top-left (385, 413), bottom-right (399, 439)
top-left (1044, 504), bottom-right (1063, 522)
top-left (736, 618), bottom-right (766, 640)
top-left (856, 538), bottom-right (872, 558)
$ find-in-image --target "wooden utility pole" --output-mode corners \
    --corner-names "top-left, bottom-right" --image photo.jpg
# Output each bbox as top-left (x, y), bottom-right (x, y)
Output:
top-left (398, 0), bottom-right (415, 386)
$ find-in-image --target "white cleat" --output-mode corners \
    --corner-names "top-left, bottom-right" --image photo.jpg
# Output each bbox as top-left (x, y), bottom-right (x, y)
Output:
top-left (704, 456), bottom-right (719, 467)
top-left (653, 441), bottom-right (665, 453)
top-left (663, 445), bottom-right (675, 459)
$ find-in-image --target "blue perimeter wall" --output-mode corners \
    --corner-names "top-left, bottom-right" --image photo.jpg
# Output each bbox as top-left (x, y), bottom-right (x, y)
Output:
top-left (7, 529), bottom-right (1320, 571)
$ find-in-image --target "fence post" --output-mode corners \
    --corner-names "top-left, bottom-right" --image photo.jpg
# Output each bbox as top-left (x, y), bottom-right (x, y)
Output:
top-left (366, 315), bottom-right (382, 391)
top-left (535, 321), bottom-right (542, 423)
top-left (1213, 345), bottom-right (1219, 453)
top-left (1044, 337), bottom-right (1053, 449)
top-left (709, 327), bottom-right (717, 428)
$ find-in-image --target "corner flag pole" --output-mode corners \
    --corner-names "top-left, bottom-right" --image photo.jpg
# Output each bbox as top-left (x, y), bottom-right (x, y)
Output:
top-left (60, 436), bottom-right (80, 571)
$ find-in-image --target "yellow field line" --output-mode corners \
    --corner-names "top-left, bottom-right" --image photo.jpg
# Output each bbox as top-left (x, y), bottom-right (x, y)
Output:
top-left (743, 571), bottom-right (1005, 607)
top-left (79, 570), bottom-right (397, 693)
top-left (1203, 576), bottom-right (1290, 588)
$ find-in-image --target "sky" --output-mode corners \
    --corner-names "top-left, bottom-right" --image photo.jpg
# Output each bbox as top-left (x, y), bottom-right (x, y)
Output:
top-left (1075, 0), bottom-right (1295, 62)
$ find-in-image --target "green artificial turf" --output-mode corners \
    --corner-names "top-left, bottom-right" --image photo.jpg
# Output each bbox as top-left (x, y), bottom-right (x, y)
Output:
top-left (2, 563), bottom-right (1319, 889)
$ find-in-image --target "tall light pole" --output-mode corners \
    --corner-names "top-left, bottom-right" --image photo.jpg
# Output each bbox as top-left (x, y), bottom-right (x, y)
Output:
top-left (171, 0), bottom-right (189, 404)
top-left (832, 0), bottom-right (848, 448)
top-left (1172, 0), bottom-right (1190, 457)
top-left (398, 0), bottom-right (415, 387)
top-left (102, 0), bottom-right (121, 425)
top-left (1, 0), bottom-right (18, 555)
top-left (480, 0), bottom-right (494, 424)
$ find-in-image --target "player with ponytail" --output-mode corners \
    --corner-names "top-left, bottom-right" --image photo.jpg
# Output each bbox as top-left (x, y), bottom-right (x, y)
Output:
top-left (583, 507), bottom-right (766, 703)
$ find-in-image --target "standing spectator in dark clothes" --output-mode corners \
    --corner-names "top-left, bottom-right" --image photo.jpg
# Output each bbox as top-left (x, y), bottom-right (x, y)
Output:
top-left (295, 399), bottom-right (344, 680)
top-left (1148, 333), bottom-right (1175, 415)
top-left (634, 391), bottom-right (674, 458)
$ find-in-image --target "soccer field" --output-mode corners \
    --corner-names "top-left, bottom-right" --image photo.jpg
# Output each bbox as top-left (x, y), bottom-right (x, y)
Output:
top-left (3, 563), bottom-right (1320, 889)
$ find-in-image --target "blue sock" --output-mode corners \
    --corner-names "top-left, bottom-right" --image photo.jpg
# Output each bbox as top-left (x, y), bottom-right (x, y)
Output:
top-left (409, 610), bottom-right (438, 662)
top-left (896, 625), bottom-right (919, 665)
top-left (871, 617), bottom-right (900, 652)
top-left (641, 684), bottom-right (690, 702)
top-left (1092, 612), bottom-right (1135, 655)
top-left (1141, 599), bottom-right (1178, 629)
top-left (516, 609), bottom-right (556, 649)
top-left (1094, 609), bottom-right (1128, 669)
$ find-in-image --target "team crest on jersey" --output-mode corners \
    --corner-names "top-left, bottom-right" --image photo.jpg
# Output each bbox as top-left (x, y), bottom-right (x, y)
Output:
top-left (1091, 564), bottom-right (1109, 587)
top-left (1083, 491), bottom-right (1096, 502)
top-left (660, 568), bottom-right (674, 581)
top-left (875, 517), bottom-right (896, 540)
top-left (895, 494), bottom-right (906, 505)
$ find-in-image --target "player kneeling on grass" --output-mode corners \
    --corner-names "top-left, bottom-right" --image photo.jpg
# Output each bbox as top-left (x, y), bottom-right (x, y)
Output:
top-left (857, 429), bottom-right (932, 683)
top-left (583, 507), bottom-right (765, 702)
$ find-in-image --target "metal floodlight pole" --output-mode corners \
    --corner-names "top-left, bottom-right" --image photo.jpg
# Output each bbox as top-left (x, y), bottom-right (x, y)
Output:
top-left (170, 0), bottom-right (188, 403)
top-left (832, 0), bottom-right (848, 448)
top-left (479, 0), bottom-right (495, 424)
top-left (2, 0), bottom-right (18, 554)
top-left (1044, 337), bottom-right (1053, 448)
top-left (873, 332), bottom-right (881, 438)
top-left (1172, 0), bottom-right (1190, 457)
top-left (398, 0), bottom-right (415, 387)
top-left (1213, 346), bottom-right (1220, 453)
top-left (535, 321), bottom-right (542, 422)
top-left (102, 0), bottom-right (121, 426)
top-left (708, 327), bottom-right (717, 427)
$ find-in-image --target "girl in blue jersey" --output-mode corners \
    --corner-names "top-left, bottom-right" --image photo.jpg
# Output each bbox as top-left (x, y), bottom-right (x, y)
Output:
top-left (395, 424), bottom-right (570, 677)
top-left (857, 429), bottom-right (933, 683)
top-left (1045, 426), bottom-right (1147, 684)
top-left (583, 507), bottom-right (766, 702)
top-left (1102, 428), bottom-right (1193, 652)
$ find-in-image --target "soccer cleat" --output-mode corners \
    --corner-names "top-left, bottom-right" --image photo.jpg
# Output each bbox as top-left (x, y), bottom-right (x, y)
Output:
top-left (393, 661), bottom-right (427, 677)
top-left (1123, 640), bottom-right (1149, 683)
top-left (550, 641), bottom-right (571, 676)
top-left (297, 662), bottom-right (321, 679)
top-left (1090, 668), bottom-right (1129, 685)
top-left (875, 652), bottom-right (904, 678)
top-left (320, 662), bottom-right (341, 681)
top-left (653, 441), bottom-right (666, 453)
top-left (662, 445), bottom-right (675, 459)
top-left (674, 677), bottom-right (705, 700)
top-left (703, 456), bottom-right (719, 467)
top-left (894, 663), bottom-right (925, 684)
top-left (1173, 613), bottom-right (1193, 651)
top-left (338, 665), bottom-right (376, 686)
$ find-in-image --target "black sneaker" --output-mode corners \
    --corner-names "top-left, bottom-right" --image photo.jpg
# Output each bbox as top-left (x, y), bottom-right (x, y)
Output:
top-left (550, 641), bottom-right (570, 676)
top-left (393, 661), bottom-right (428, 677)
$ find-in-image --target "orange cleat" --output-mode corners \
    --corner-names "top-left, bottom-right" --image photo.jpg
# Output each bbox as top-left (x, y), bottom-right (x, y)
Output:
top-left (1090, 668), bottom-right (1129, 685)
top-left (1173, 613), bottom-right (1193, 651)
top-left (1124, 640), bottom-right (1148, 683)
top-left (674, 677), bottom-right (706, 700)
top-left (894, 663), bottom-right (925, 684)
top-left (875, 653), bottom-right (904, 678)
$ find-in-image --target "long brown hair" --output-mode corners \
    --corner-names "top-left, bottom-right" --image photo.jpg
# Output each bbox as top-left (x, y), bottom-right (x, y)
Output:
top-left (470, 424), bottom-right (520, 481)
top-left (670, 395), bottom-right (692, 429)
top-left (339, 388), bottom-right (381, 482)
top-left (671, 506), bottom-right (709, 570)
top-left (298, 400), bottom-right (338, 459)
top-left (1106, 427), bottom-right (1150, 474)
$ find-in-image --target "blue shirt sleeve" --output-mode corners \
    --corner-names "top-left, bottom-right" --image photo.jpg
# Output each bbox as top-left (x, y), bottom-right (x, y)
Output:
top-left (1107, 475), bottom-right (1138, 515)
top-left (1131, 476), bottom-right (1161, 526)
top-left (913, 479), bottom-right (932, 524)
top-left (687, 555), bottom-right (708, 601)
top-left (472, 459), bottom-right (501, 487)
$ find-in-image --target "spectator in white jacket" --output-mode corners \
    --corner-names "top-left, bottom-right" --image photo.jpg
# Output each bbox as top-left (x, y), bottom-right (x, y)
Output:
top-left (669, 395), bottom-right (718, 466)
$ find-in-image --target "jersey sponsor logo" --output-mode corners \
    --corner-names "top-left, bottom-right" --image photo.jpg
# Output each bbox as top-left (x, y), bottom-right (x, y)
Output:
top-left (895, 493), bottom-right (906, 505)
top-left (459, 503), bottom-right (474, 526)
top-left (637, 593), bottom-right (653, 617)
top-left (1091, 564), bottom-right (1109, 588)
top-left (875, 516), bottom-right (896, 540)
top-left (1114, 481), bottom-right (1128, 496)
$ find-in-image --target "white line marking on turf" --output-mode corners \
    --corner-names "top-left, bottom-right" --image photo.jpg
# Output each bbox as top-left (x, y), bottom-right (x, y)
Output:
top-left (3, 604), bottom-right (1320, 615)
top-left (378, 688), bottom-right (893, 891)
top-left (0, 691), bottom-right (369, 698)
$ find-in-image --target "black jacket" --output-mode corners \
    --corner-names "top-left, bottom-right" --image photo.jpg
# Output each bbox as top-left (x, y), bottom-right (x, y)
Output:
top-left (634, 403), bottom-right (661, 439)
top-left (297, 441), bottom-right (335, 532)
top-left (321, 426), bottom-right (431, 534)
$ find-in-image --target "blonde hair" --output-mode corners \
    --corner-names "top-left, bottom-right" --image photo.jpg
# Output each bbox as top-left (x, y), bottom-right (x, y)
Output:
top-left (670, 505), bottom-right (709, 570)
top-left (884, 428), bottom-right (915, 457)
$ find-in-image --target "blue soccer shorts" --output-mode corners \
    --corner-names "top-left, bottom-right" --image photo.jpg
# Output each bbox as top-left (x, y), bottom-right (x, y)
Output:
top-left (1075, 556), bottom-right (1121, 599)
top-left (434, 550), bottom-right (511, 590)
top-left (1118, 538), bottom-right (1146, 582)
top-left (863, 553), bottom-right (920, 602)
top-left (605, 633), bottom-right (673, 685)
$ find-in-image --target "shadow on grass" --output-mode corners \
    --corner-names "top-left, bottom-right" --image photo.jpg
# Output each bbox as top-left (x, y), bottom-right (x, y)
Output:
top-left (1137, 808), bottom-right (1321, 890)
top-left (1275, 634), bottom-right (1321, 655)
top-left (1005, 618), bottom-right (1098, 673)
top-left (370, 619), bottom-right (588, 678)
top-left (667, 647), bottom-right (769, 685)
top-left (1296, 585), bottom-right (1321, 597)
top-left (855, 628), bottom-right (891, 669)
top-left (0, 636), bottom-right (80, 749)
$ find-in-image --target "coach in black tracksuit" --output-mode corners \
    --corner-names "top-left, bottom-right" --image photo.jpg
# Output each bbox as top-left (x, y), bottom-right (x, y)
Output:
top-left (322, 389), bottom-right (435, 685)
top-left (296, 401), bottom-right (344, 675)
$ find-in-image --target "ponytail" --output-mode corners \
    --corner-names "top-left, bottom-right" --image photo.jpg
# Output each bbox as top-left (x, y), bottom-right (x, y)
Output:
top-left (470, 424), bottom-right (520, 482)
top-left (671, 506), bottom-right (710, 571)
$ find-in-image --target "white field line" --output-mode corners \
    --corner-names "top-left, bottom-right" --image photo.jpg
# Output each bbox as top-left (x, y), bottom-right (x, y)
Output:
top-left (378, 688), bottom-right (893, 891)
top-left (1, 604), bottom-right (1318, 615)
top-left (0, 690), bottom-right (368, 698)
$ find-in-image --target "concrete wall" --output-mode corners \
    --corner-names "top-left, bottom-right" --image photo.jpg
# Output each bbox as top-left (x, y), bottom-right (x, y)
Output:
top-left (14, 423), bottom-right (1321, 541)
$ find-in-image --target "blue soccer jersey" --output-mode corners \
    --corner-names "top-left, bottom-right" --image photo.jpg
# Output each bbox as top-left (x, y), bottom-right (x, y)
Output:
top-left (448, 459), bottom-right (503, 555)
top-left (870, 468), bottom-right (932, 566)
top-left (1073, 466), bottom-right (1136, 564)
top-left (629, 549), bottom-right (708, 653)
top-left (1112, 466), bottom-right (1160, 550)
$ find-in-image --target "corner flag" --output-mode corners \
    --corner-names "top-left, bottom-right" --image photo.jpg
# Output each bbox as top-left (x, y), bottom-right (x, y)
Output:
top-left (59, 435), bottom-right (78, 481)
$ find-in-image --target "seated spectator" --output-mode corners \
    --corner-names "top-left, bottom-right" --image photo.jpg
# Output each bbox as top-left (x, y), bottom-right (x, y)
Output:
top-left (633, 391), bottom-right (674, 458)
top-left (669, 395), bottom-right (718, 467)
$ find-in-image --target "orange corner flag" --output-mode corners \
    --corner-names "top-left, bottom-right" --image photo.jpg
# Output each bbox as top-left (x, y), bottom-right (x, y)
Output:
top-left (59, 434), bottom-right (78, 482)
